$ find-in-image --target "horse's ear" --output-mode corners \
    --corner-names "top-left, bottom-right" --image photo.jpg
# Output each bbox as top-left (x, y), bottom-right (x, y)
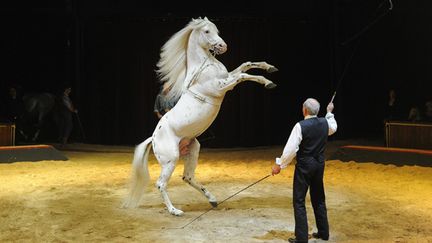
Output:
top-left (191, 17), bottom-right (200, 24)
top-left (203, 16), bottom-right (208, 21)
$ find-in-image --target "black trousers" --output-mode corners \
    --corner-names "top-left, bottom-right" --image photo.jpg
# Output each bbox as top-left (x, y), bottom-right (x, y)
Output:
top-left (293, 158), bottom-right (329, 241)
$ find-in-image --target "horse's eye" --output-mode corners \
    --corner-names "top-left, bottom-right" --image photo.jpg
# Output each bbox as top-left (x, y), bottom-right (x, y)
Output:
top-left (205, 30), bottom-right (210, 34)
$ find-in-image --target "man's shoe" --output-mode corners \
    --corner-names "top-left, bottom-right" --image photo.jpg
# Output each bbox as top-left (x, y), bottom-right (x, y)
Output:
top-left (312, 232), bottom-right (329, 241)
top-left (288, 238), bottom-right (307, 243)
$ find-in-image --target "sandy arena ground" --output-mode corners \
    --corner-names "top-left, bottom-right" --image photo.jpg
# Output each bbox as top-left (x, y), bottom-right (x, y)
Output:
top-left (1, 143), bottom-right (432, 243)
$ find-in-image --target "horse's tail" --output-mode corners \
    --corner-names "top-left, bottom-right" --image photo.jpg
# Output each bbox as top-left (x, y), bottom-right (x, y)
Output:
top-left (122, 137), bottom-right (152, 208)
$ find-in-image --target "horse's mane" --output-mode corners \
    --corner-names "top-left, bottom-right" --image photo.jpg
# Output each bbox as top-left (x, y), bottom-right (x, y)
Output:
top-left (156, 17), bottom-right (214, 101)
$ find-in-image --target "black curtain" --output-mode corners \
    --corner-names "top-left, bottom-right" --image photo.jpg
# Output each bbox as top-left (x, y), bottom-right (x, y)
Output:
top-left (5, 0), bottom-right (431, 147)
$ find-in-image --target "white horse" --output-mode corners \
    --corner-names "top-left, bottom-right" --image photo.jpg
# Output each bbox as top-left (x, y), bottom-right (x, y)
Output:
top-left (123, 17), bottom-right (278, 216)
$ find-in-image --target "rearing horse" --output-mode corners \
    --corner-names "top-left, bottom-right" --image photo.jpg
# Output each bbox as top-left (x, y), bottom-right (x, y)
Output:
top-left (123, 17), bottom-right (278, 216)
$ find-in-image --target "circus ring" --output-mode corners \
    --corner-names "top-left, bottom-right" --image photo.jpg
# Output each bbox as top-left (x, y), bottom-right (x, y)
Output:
top-left (1, 142), bottom-right (431, 242)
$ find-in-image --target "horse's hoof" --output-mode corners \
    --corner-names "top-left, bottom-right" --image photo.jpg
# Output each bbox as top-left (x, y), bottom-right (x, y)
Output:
top-left (209, 201), bottom-right (218, 208)
top-left (265, 83), bottom-right (277, 89)
top-left (170, 208), bottom-right (184, 216)
top-left (267, 66), bottom-right (279, 73)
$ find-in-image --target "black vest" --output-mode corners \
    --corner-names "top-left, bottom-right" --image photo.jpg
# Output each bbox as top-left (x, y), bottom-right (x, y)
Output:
top-left (297, 117), bottom-right (328, 164)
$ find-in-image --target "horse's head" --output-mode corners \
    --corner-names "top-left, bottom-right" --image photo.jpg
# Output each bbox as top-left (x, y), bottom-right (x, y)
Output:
top-left (156, 17), bottom-right (228, 101)
top-left (190, 17), bottom-right (227, 55)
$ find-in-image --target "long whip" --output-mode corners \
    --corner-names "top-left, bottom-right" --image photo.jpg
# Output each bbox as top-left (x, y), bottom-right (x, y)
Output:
top-left (331, 0), bottom-right (393, 103)
top-left (330, 42), bottom-right (360, 103)
top-left (171, 174), bottom-right (271, 229)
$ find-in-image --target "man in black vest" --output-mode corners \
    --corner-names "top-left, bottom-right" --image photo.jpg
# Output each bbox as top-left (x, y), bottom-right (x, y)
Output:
top-left (271, 98), bottom-right (337, 243)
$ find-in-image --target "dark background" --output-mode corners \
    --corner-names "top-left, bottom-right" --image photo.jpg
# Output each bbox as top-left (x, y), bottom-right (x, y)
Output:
top-left (1, 0), bottom-right (431, 147)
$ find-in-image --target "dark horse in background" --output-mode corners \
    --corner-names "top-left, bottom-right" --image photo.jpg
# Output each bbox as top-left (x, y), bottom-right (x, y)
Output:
top-left (18, 92), bottom-right (57, 142)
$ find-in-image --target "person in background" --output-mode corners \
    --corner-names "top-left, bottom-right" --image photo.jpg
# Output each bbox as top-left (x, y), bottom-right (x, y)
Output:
top-left (425, 98), bottom-right (432, 122)
top-left (154, 82), bottom-right (178, 120)
top-left (3, 86), bottom-right (24, 123)
top-left (384, 89), bottom-right (403, 121)
top-left (407, 105), bottom-right (422, 122)
top-left (55, 85), bottom-right (78, 146)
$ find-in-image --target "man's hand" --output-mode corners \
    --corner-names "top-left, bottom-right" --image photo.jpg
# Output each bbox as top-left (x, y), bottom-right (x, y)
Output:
top-left (272, 164), bottom-right (281, 176)
top-left (327, 102), bottom-right (334, 113)
top-left (155, 112), bottom-right (162, 119)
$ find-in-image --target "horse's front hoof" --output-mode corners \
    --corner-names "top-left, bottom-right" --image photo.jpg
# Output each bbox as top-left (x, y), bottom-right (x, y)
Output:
top-left (267, 66), bottom-right (279, 73)
top-left (209, 201), bottom-right (218, 208)
top-left (265, 83), bottom-right (277, 89)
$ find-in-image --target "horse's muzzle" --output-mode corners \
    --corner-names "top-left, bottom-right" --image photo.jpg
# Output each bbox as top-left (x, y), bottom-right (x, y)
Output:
top-left (212, 43), bottom-right (227, 55)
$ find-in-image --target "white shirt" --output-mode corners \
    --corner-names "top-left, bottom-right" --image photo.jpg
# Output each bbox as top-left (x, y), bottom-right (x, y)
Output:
top-left (275, 113), bottom-right (337, 169)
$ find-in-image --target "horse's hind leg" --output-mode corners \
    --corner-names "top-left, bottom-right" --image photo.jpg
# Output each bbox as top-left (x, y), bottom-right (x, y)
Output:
top-left (32, 129), bottom-right (41, 142)
top-left (31, 111), bottom-right (45, 142)
top-left (153, 137), bottom-right (184, 216)
top-left (156, 161), bottom-right (184, 216)
top-left (182, 138), bottom-right (218, 207)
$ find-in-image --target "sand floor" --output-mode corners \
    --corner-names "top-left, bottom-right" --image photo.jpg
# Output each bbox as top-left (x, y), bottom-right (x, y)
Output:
top-left (1, 144), bottom-right (432, 242)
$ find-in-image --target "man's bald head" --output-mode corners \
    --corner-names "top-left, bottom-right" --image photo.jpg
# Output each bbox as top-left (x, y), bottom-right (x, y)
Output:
top-left (303, 98), bottom-right (320, 116)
